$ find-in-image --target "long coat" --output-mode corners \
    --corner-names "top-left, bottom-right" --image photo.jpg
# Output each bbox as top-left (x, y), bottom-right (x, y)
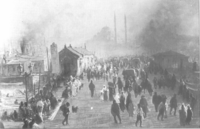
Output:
top-left (119, 95), bottom-right (125, 112)
top-left (89, 82), bottom-right (95, 91)
top-left (111, 102), bottom-right (120, 116)
top-left (117, 79), bottom-right (123, 91)
top-left (179, 109), bottom-right (187, 126)
top-left (185, 108), bottom-right (192, 124)
top-left (128, 101), bottom-right (134, 117)
top-left (126, 93), bottom-right (132, 110)
top-left (170, 96), bottom-right (177, 108)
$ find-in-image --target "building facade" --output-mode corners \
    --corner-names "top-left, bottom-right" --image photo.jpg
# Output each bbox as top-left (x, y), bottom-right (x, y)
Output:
top-left (59, 45), bottom-right (95, 77)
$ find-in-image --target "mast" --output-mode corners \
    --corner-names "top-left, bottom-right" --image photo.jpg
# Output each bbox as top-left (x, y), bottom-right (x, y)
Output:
top-left (114, 13), bottom-right (117, 43)
top-left (124, 15), bottom-right (127, 44)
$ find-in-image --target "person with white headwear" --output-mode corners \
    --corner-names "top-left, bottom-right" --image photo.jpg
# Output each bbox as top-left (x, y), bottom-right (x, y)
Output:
top-left (102, 85), bottom-right (108, 101)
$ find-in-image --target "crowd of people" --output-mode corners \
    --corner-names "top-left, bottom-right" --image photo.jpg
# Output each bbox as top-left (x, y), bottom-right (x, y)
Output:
top-left (0, 75), bottom-right (62, 128)
top-left (0, 55), bottom-right (198, 128)
top-left (84, 55), bottom-right (197, 127)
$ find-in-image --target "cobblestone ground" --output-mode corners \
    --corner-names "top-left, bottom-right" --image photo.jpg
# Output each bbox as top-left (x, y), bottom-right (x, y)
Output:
top-left (3, 71), bottom-right (200, 128)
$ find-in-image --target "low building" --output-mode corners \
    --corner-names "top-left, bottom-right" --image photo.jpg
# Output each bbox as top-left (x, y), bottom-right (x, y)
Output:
top-left (1, 55), bottom-right (45, 77)
top-left (152, 50), bottom-right (189, 70)
top-left (59, 45), bottom-right (95, 77)
top-left (73, 47), bottom-right (95, 69)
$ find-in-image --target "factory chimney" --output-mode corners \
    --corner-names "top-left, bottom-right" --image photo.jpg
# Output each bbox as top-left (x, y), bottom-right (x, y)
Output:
top-left (114, 13), bottom-right (117, 43)
top-left (124, 15), bottom-right (127, 44)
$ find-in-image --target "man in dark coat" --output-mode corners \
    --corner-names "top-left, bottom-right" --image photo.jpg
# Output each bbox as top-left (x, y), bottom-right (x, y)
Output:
top-left (126, 92), bottom-right (132, 110)
top-left (139, 95), bottom-right (148, 118)
top-left (117, 77), bottom-right (123, 93)
top-left (185, 105), bottom-right (193, 125)
top-left (124, 79), bottom-right (130, 92)
top-left (62, 87), bottom-right (69, 99)
top-left (60, 102), bottom-right (70, 125)
top-left (157, 102), bottom-right (165, 121)
top-left (152, 92), bottom-right (159, 112)
top-left (89, 80), bottom-right (95, 97)
top-left (119, 92), bottom-right (125, 112)
top-left (170, 94), bottom-right (177, 116)
top-left (108, 82), bottom-right (114, 101)
top-left (111, 100), bottom-right (121, 124)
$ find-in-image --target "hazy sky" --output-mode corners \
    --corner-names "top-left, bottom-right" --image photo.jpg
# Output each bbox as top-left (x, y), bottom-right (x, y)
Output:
top-left (0, 0), bottom-right (198, 54)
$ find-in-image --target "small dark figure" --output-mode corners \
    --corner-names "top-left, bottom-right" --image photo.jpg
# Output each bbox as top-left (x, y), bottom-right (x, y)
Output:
top-left (139, 95), bottom-right (148, 118)
top-left (185, 105), bottom-right (193, 125)
top-left (135, 104), bottom-right (144, 127)
top-left (13, 110), bottom-right (18, 121)
top-left (117, 77), bottom-right (123, 93)
top-left (126, 92), bottom-right (132, 110)
top-left (62, 87), bottom-right (69, 99)
top-left (179, 104), bottom-right (187, 126)
top-left (119, 92), bottom-right (125, 112)
top-left (72, 106), bottom-right (78, 113)
top-left (28, 119), bottom-right (35, 129)
top-left (157, 102), bottom-right (165, 121)
top-left (170, 94), bottom-right (177, 116)
top-left (89, 80), bottom-right (95, 97)
top-left (111, 100), bottom-right (121, 124)
top-left (34, 113), bottom-right (43, 124)
top-left (152, 92), bottom-right (159, 112)
top-left (22, 119), bottom-right (29, 129)
top-left (61, 102), bottom-right (70, 125)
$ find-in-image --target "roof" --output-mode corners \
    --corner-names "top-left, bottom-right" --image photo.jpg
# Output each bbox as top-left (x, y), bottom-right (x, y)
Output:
top-left (59, 46), bottom-right (82, 57)
top-left (73, 47), bottom-right (94, 56)
top-left (7, 60), bottom-right (27, 65)
top-left (6, 55), bottom-right (44, 65)
top-left (152, 50), bottom-right (188, 59)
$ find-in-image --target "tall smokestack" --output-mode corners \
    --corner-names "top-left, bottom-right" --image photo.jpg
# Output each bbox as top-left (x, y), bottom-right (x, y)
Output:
top-left (124, 15), bottom-right (127, 44)
top-left (114, 13), bottom-right (117, 43)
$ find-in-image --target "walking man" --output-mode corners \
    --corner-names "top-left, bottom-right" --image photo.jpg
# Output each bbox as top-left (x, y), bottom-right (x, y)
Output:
top-left (60, 102), bottom-right (70, 125)
top-left (111, 100), bottom-right (121, 124)
top-left (170, 94), bottom-right (177, 116)
top-left (89, 80), bottom-right (95, 97)
top-left (157, 102), bottom-right (165, 121)
top-left (139, 95), bottom-right (148, 118)
top-left (135, 104), bottom-right (144, 127)
top-left (152, 92), bottom-right (159, 112)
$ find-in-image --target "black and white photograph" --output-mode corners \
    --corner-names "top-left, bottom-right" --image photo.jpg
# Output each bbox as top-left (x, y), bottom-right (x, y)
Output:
top-left (0, 0), bottom-right (199, 128)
